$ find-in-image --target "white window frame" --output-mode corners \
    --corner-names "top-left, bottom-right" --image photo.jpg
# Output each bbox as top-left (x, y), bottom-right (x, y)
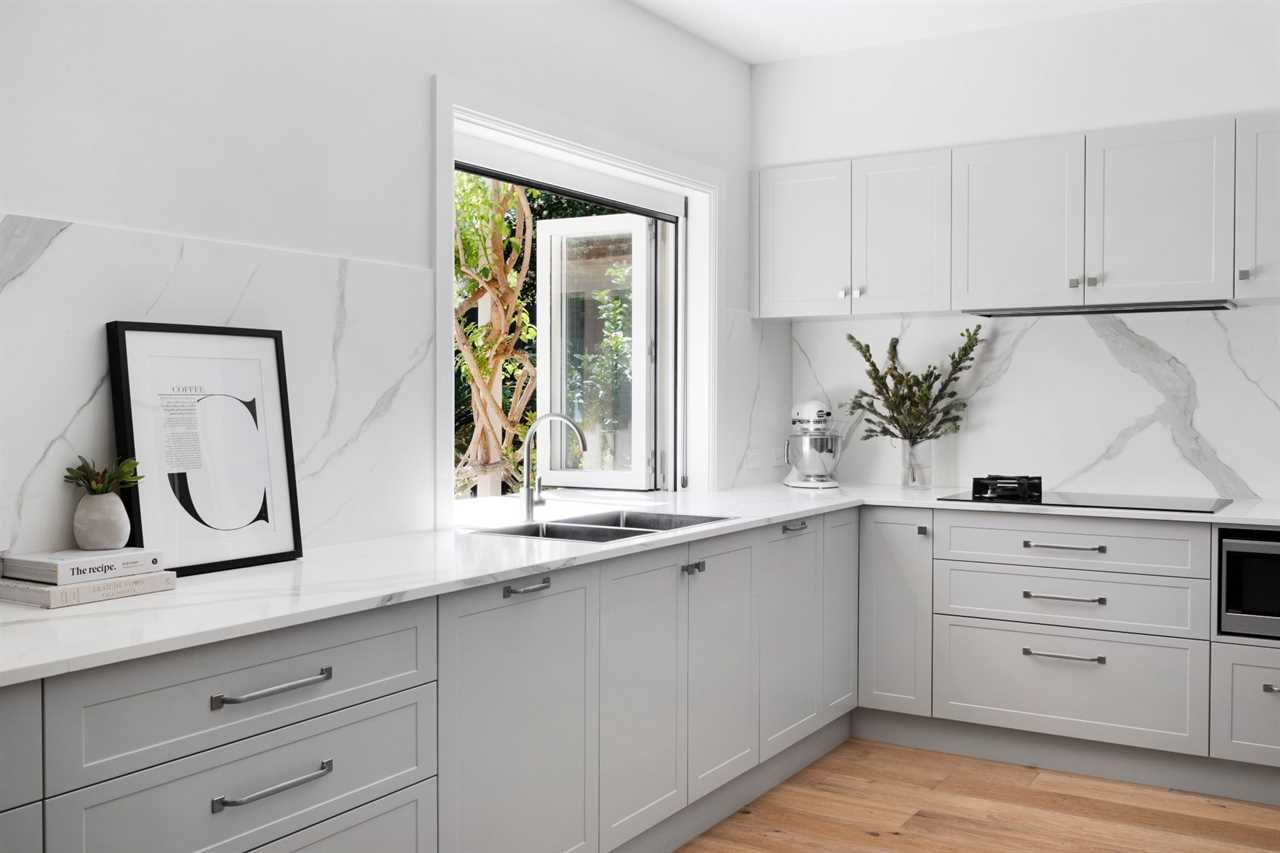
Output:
top-left (536, 213), bottom-right (656, 490)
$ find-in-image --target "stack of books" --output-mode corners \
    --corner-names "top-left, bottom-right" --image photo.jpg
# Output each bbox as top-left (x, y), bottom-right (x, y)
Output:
top-left (0, 548), bottom-right (173, 608)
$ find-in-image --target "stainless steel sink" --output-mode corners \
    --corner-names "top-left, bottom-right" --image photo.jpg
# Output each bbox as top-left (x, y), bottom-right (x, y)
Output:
top-left (482, 522), bottom-right (654, 542)
top-left (556, 511), bottom-right (727, 531)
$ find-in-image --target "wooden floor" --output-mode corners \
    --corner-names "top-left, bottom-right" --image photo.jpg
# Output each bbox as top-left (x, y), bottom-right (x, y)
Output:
top-left (679, 738), bottom-right (1280, 852)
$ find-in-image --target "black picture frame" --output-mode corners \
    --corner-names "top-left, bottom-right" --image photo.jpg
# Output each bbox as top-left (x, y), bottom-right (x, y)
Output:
top-left (105, 321), bottom-right (303, 577)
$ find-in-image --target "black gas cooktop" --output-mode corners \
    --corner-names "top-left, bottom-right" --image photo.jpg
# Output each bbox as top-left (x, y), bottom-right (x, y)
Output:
top-left (939, 475), bottom-right (1232, 514)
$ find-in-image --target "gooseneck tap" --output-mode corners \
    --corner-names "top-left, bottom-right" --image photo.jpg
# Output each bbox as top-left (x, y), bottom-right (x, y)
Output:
top-left (522, 413), bottom-right (588, 522)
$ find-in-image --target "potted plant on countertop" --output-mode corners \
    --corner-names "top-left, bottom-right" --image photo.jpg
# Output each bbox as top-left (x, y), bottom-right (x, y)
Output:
top-left (64, 456), bottom-right (143, 550)
top-left (843, 326), bottom-right (983, 489)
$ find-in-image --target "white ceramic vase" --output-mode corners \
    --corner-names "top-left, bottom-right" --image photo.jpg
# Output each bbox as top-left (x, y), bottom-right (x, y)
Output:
top-left (73, 492), bottom-right (131, 550)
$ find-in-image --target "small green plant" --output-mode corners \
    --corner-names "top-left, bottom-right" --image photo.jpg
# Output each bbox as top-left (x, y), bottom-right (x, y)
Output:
top-left (63, 457), bottom-right (144, 495)
top-left (844, 326), bottom-right (984, 445)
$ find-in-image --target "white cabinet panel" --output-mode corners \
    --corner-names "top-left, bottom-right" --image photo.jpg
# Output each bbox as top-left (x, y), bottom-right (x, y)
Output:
top-left (252, 779), bottom-right (436, 853)
top-left (952, 134), bottom-right (1085, 310)
top-left (934, 560), bottom-right (1211, 639)
top-left (0, 682), bottom-right (41, 812)
top-left (687, 535), bottom-right (758, 800)
top-left (1237, 112), bottom-right (1280, 300)
top-left (599, 547), bottom-right (688, 851)
top-left (935, 616), bottom-right (1209, 755)
top-left (758, 160), bottom-right (852, 318)
top-left (850, 149), bottom-right (951, 315)
top-left (1211, 642), bottom-right (1280, 768)
top-left (821, 508), bottom-right (859, 724)
top-left (755, 517), bottom-right (823, 761)
top-left (439, 566), bottom-right (599, 853)
top-left (859, 507), bottom-right (933, 716)
top-left (1085, 117), bottom-right (1235, 305)
top-left (0, 803), bottom-right (41, 853)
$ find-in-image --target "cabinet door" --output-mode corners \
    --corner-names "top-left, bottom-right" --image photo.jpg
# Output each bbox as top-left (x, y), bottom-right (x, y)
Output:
top-left (755, 517), bottom-right (823, 761)
top-left (0, 803), bottom-right (41, 853)
top-left (850, 149), bottom-right (951, 315)
top-left (599, 546), bottom-right (688, 851)
top-left (859, 507), bottom-right (933, 716)
top-left (687, 534), bottom-right (758, 800)
top-left (251, 779), bottom-right (436, 853)
top-left (438, 566), bottom-right (599, 853)
top-left (952, 134), bottom-right (1085, 310)
top-left (1085, 117), bottom-right (1235, 305)
top-left (821, 509), bottom-right (859, 725)
top-left (757, 160), bottom-right (852, 318)
top-left (1210, 642), bottom-right (1280, 768)
top-left (1237, 112), bottom-right (1280, 300)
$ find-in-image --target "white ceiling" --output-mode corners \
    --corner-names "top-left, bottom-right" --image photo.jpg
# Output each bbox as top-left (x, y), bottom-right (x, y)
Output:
top-left (629, 0), bottom-right (1156, 64)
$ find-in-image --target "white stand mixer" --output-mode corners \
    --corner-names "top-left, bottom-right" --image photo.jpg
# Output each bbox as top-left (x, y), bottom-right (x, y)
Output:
top-left (783, 400), bottom-right (845, 489)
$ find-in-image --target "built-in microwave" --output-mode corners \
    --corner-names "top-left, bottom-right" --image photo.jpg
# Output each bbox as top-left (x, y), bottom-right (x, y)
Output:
top-left (1220, 529), bottom-right (1280, 639)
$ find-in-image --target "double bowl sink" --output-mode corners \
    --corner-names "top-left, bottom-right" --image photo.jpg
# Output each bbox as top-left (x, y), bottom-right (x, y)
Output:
top-left (483, 511), bottom-right (728, 542)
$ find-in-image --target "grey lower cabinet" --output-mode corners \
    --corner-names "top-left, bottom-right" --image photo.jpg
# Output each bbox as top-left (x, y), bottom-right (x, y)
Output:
top-left (687, 533), bottom-right (758, 802)
top-left (1211, 642), bottom-right (1280, 767)
top-left (821, 509), bottom-right (859, 723)
top-left (755, 516), bottom-right (824, 761)
top-left (599, 546), bottom-right (689, 851)
top-left (437, 563), bottom-right (600, 853)
top-left (859, 507), bottom-right (934, 715)
top-left (0, 803), bottom-right (41, 853)
top-left (251, 779), bottom-right (436, 853)
top-left (45, 684), bottom-right (437, 853)
top-left (0, 682), bottom-right (41, 813)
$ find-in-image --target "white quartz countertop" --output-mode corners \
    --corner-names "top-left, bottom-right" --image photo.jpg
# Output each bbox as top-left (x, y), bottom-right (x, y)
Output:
top-left (3, 483), bottom-right (1279, 688)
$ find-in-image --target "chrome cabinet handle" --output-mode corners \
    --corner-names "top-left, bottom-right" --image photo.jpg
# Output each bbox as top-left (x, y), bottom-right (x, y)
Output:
top-left (1240, 269), bottom-right (1252, 281)
top-left (781, 521), bottom-right (808, 533)
top-left (504, 577), bottom-right (551, 598)
top-left (682, 561), bottom-right (706, 575)
top-left (850, 287), bottom-right (863, 299)
top-left (1022, 647), bottom-right (1106, 665)
top-left (210, 667), bottom-right (333, 711)
top-left (1023, 591), bottom-right (1107, 605)
top-left (1023, 539), bottom-right (1107, 554)
top-left (836, 287), bottom-right (850, 299)
top-left (1068, 277), bottom-right (1082, 289)
top-left (1264, 684), bottom-right (1279, 694)
top-left (1086, 276), bottom-right (1100, 287)
top-left (212, 759), bottom-right (334, 813)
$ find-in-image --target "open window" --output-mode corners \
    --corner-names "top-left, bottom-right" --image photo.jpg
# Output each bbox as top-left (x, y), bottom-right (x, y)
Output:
top-left (536, 214), bottom-right (656, 490)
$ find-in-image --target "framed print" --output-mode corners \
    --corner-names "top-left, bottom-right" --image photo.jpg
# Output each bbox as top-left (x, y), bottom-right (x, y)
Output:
top-left (106, 322), bottom-right (302, 576)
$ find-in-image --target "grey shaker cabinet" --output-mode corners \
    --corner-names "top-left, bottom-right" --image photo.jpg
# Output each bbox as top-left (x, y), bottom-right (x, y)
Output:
top-left (249, 778), bottom-right (437, 853)
top-left (0, 682), bottom-right (41, 812)
top-left (0, 803), bottom-right (41, 853)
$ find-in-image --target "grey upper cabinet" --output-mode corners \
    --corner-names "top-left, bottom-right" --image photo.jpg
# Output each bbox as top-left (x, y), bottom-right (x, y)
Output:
top-left (859, 506), bottom-right (933, 716)
top-left (952, 134), bottom-right (1085, 311)
top-left (1084, 116), bottom-right (1235, 306)
top-left (754, 516), bottom-right (824, 761)
top-left (850, 149), bottom-right (952, 315)
top-left (757, 160), bottom-right (853, 318)
top-left (438, 565), bottom-right (600, 853)
top-left (1236, 111), bottom-right (1280, 300)
top-left (599, 546), bottom-right (689, 851)
top-left (687, 534), bottom-right (758, 801)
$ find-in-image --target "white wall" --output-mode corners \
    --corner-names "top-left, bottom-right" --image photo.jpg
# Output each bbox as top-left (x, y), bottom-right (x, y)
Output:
top-left (0, 0), bottom-right (781, 550)
top-left (752, 1), bottom-right (1280, 166)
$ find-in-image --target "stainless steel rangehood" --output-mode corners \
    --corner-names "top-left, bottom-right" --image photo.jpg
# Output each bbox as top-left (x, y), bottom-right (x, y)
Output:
top-left (965, 299), bottom-right (1235, 318)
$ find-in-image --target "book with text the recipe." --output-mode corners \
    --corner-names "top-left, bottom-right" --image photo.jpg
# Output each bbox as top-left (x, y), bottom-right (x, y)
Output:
top-left (0, 547), bottom-right (164, 585)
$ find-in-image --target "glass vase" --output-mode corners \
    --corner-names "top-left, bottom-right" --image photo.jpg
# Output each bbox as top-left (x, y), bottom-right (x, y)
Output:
top-left (900, 440), bottom-right (933, 490)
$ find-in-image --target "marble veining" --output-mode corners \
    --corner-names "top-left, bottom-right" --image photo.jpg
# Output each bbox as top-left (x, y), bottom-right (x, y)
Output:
top-left (0, 213), bottom-right (435, 554)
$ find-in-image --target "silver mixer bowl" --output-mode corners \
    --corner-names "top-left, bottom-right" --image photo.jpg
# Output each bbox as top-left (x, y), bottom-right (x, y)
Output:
top-left (785, 433), bottom-right (842, 478)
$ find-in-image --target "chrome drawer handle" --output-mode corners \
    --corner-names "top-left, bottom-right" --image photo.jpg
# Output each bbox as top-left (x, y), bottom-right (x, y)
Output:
top-left (1022, 647), bottom-right (1106, 665)
top-left (503, 577), bottom-right (551, 598)
top-left (211, 759), bottom-right (334, 813)
top-left (1023, 591), bottom-right (1107, 605)
top-left (1023, 539), bottom-right (1107, 554)
top-left (1264, 684), bottom-right (1279, 694)
top-left (1068, 277), bottom-right (1082, 289)
top-left (210, 667), bottom-right (333, 711)
top-left (782, 521), bottom-right (808, 533)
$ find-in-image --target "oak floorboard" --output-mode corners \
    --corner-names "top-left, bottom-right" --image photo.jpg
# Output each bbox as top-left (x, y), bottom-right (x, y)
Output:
top-left (679, 738), bottom-right (1280, 853)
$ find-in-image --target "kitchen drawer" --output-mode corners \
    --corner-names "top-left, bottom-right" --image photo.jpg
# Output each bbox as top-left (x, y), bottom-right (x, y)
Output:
top-left (933, 615), bottom-right (1208, 755)
top-left (0, 802), bottom-right (41, 853)
top-left (933, 510), bottom-right (1210, 578)
top-left (934, 560), bottom-right (1211, 639)
top-left (0, 682), bottom-right (41, 811)
top-left (45, 683), bottom-right (436, 853)
top-left (1211, 643), bottom-right (1280, 768)
top-left (251, 778), bottom-right (436, 852)
top-left (45, 598), bottom-right (436, 794)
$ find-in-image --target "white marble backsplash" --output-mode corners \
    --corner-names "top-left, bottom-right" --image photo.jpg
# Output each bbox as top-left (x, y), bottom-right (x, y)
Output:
top-left (0, 214), bottom-right (435, 554)
top-left (792, 307), bottom-right (1280, 499)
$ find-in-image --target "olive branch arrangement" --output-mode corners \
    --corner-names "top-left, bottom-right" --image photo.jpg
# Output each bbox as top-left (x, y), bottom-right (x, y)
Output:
top-left (843, 326), bottom-right (984, 445)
